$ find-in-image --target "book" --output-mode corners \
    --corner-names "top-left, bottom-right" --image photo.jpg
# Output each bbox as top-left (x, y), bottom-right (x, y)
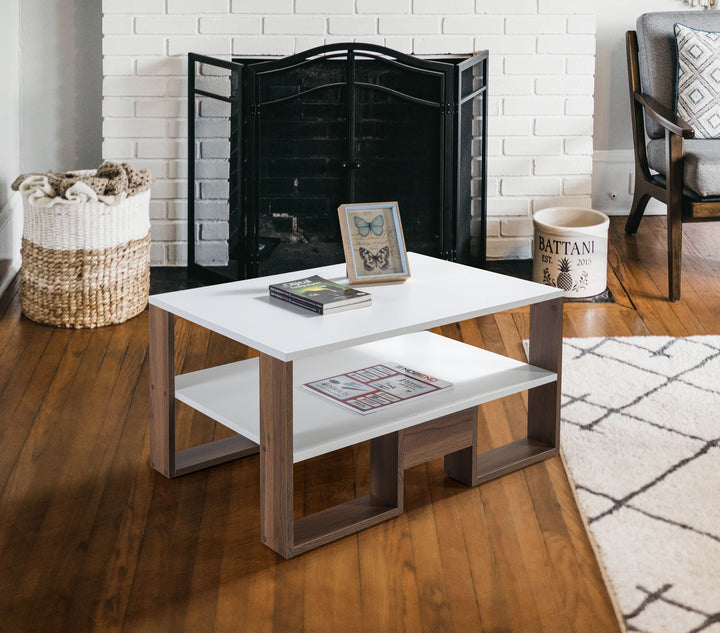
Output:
top-left (269, 275), bottom-right (371, 314)
top-left (303, 362), bottom-right (453, 415)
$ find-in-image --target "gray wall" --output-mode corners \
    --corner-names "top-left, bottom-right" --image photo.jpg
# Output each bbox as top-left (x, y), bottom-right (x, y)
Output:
top-left (19, 0), bottom-right (102, 173)
top-left (0, 0), bottom-right (20, 207)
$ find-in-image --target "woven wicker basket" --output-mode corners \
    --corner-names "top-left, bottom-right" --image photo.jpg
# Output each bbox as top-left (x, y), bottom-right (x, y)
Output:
top-left (20, 187), bottom-right (151, 328)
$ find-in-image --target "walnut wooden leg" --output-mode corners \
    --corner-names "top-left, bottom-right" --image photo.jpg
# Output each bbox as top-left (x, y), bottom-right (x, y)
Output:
top-left (527, 297), bottom-right (563, 448)
top-left (371, 432), bottom-right (402, 512)
top-left (259, 353), bottom-right (295, 559)
top-left (666, 131), bottom-right (684, 302)
top-left (149, 305), bottom-right (176, 477)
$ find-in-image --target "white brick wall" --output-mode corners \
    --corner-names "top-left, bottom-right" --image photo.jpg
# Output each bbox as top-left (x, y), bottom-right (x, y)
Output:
top-left (101, 0), bottom-right (595, 264)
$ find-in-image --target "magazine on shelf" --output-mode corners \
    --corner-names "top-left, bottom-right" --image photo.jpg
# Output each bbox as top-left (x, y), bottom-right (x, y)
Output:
top-left (303, 362), bottom-right (453, 415)
top-left (269, 275), bottom-right (371, 314)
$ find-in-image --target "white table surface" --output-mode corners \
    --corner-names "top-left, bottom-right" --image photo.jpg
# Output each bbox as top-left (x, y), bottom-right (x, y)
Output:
top-left (150, 252), bottom-right (563, 361)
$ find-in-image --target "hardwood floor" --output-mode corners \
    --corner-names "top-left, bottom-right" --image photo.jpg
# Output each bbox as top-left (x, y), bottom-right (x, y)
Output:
top-left (1, 216), bottom-right (719, 633)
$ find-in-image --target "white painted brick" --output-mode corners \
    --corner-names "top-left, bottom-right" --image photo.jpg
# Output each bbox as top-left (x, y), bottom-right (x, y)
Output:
top-left (104, 77), bottom-right (167, 97)
top-left (137, 140), bottom-right (187, 159)
top-left (167, 119), bottom-right (186, 138)
top-left (383, 37), bottom-right (413, 53)
top-left (563, 175), bottom-right (592, 195)
top-left (103, 37), bottom-right (164, 56)
top-left (328, 17), bottom-right (376, 35)
top-left (103, 15), bottom-right (132, 34)
top-left (503, 96), bottom-right (564, 115)
top-left (233, 37), bottom-right (294, 55)
top-left (501, 217), bottom-right (533, 237)
top-left (379, 16), bottom-right (440, 35)
top-left (168, 0), bottom-right (229, 13)
top-left (135, 16), bottom-right (197, 35)
top-left (484, 177), bottom-right (499, 196)
top-left (502, 177), bottom-right (562, 196)
top-left (488, 55), bottom-right (502, 77)
top-left (416, 0), bottom-right (472, 12)
top-left (199, 16), bottom-right (262, 34)
top-left (166, 243), bottom-right (189, 265)
top-left (103, 98), bottom-right (134, 117)
top-left (135, 99), bottom-right (184, 118)
top-left (535, 116), bottom-right (593, 136)
top-left (136, 57), bottom-right (186, 76)
top-left (151, 220), bottom-right (187, 242)
top-left (103, 0), bottom-right (164, 13)
top-left (487, 137), bottom-right (501, 156)
top-left (168, 201), bottom-right (188, 220)
top-left (102, 140), bottom-right (135, 160)
top-left (200, 140), bottom-right (230, 159)
top-left (413, 37), bottom-right (473, 55)
top-left (149, 201), bottom-right (167, 220)
top-left (195, 160), bottom-right (229, 180)
top-left (357, 0), bottom-right (409, 13)
top-left (295, 37), bottom-right (326, 51)
top-left (152, 180), bottom-right (187, 200)
top-left (487, 197), bottom-right (531, 216)
top-left (193, 243), bottom-right (225, 265)
top-left (200, 180), bottom-right (230, 200)
top-left (474, 35), bottom-right (534, 55)
top-left (566, 55), bottom-right (595, 75)
top-left (486, 237), bottom-right (532, 259)
top-left (104, 118), bottom-right (165, 138)
top-left (504, 55), bottom-right (563, 75)
top-left (535, 156), bottom-right (592, 175)
top-left (195, 119), bottom-right (231, 138)
top-left (296, 0), bottom-right (353, 12)
top-left (132, 160), bottom-right (168, 179)
top-left (489, 116), bottom-right (532, 136)
top-left (231, 0), bottom-right (291, 12)
top-left (567, 15), bottom-right (596, 34)
top-left (443, 16), bottom-right (503, 34)
top-left (539, 0), bottom-right (591, 13)
top-left (476, 0), bottom-right (536, 14)
top-left (537, 35), bottom-right (595, 55)
top-left (504, 137), bottom-right (562, 156)
top-left (200, 99), bottom-right (231, 118)
top-left (264, 16), bottom-right (325, 35)
top-left (487, 157), bottom-right (532, 177)
top-left (167, 78), bottom-right (188, 97)
top-left (486, 218), bottom-right (500, 237)
top-left (532, 196), bottom-right (591, 212)
top-left (564, 136), bottom-right (593, 155)
top-left (168, 160), bottom-right (187, 179)
top-left (200, 222), bottom-right (230, 241)
top-left (492, 77), bottom-right (533, 96)
top-left (104, 57), bottom-right (135, 76)
top-left (195, 201), bottom-right (229, 220)
top-left (565, 96), bottom-right (595, 115)
top-left (168, 38), bottom-right (232, 56)
top-left (536, 76), bottom-right (594, 96)
top-left (505, 16), bottom-right (564, 34)
top-left (150, 241), bottom-right (166, 265)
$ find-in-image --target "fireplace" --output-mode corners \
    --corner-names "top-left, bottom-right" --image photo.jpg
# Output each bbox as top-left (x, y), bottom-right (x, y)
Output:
top-left (187, 43), bottom-right (487, 281)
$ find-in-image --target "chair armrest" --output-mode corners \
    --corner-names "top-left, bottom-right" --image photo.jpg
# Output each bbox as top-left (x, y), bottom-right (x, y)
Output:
top-left (634, 92), bottom-right (695, 139)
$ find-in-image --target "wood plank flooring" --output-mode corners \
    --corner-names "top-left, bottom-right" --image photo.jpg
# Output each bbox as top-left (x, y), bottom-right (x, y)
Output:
top-left (1, 216), bottom-right (719, 633)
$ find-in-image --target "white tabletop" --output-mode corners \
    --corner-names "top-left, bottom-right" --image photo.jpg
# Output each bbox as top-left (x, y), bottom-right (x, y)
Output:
top-left (150, 252), bottom-right (563, 361)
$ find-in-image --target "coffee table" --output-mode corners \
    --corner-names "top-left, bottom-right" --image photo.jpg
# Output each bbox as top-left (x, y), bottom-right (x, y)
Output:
top-left (148, 253), bottom-right (563, 558)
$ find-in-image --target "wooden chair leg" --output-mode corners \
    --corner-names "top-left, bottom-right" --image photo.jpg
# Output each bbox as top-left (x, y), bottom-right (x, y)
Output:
top-left (625, 187), bottom-right (651, 235)
top-left (666, 132), bottom-right (684, 302)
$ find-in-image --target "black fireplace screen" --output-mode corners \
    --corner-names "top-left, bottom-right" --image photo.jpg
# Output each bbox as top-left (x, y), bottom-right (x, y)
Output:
top-left (188, 44), bottom-right (487, 281)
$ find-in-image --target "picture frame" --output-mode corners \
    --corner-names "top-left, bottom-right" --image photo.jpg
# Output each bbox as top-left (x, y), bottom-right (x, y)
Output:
top-left (338, 201), bottom-right (411, 285)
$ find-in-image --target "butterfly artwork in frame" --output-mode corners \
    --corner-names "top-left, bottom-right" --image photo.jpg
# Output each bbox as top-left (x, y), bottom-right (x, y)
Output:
top-left (338, 201), bottom-right (410, 285)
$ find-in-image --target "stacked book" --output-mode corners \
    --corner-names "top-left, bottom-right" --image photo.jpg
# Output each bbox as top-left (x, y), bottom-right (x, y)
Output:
top-left (269, 275), bottom-right (371, 314)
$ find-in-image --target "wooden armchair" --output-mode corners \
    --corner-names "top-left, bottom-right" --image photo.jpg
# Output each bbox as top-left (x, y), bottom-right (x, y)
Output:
top-left (627, 12), bottom-right (720, 301)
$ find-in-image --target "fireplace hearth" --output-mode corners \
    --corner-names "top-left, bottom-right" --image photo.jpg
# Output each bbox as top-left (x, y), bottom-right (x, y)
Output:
top-left (188, 43), bottom-right (487, 281)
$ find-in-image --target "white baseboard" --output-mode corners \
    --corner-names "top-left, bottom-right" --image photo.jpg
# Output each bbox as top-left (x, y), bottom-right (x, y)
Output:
top-left (592, 149), bottom-right (666, 216)
top-left (0, 192), bottom-right (22, 298)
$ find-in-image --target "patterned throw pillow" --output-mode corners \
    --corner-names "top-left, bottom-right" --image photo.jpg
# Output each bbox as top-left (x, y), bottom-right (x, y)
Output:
top-left (675, 23), bottom-right (720, 139)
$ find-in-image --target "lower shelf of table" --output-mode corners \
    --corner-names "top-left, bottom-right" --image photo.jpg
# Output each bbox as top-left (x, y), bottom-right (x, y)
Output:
top-left (175, 330), bottom-right (556, 463)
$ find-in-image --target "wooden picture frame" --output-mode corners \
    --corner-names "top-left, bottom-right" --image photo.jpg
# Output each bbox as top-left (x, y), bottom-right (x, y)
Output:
top-left (338, 201), bottom-right (411, 285)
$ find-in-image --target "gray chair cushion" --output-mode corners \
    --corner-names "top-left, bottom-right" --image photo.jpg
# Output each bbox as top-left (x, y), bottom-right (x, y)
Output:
top-left (637, 11), bottom-right (720, 139)
top-left (647, 138), bottom-right (720, 197)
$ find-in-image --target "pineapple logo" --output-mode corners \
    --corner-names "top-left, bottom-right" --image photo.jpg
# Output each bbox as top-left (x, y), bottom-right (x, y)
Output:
top-left (556, 257), bottom-right (573, 291)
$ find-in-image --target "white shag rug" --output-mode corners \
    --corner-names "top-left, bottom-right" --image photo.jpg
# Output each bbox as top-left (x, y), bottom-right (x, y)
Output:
top-left (558, 336), bottom-right (720, 633)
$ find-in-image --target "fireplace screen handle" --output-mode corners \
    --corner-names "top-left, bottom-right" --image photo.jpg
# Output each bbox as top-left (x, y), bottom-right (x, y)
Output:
top-left (341, 160), bottom-right (361, 169)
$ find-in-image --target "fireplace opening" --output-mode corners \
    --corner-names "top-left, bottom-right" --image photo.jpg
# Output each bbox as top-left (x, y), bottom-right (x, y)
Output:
top-left (188, 43), bottom-right (487, 281)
